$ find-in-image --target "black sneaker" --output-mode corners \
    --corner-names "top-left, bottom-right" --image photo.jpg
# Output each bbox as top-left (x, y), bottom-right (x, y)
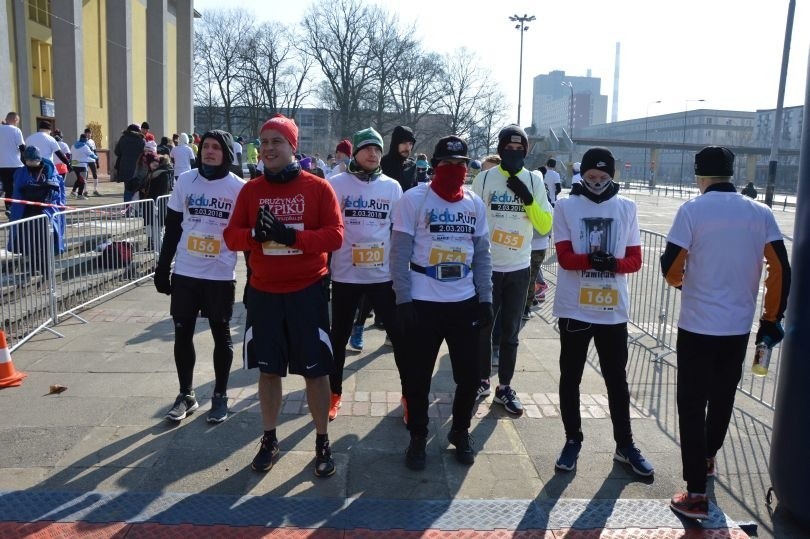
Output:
top-left (447, 429), bottom-right (475, 465)
top-left (555, 439), bottom-right (582, 471)
top-left (165, 392), bottom-right (199, 421)
top-left (614, 444), bottom-right (654, 477)
top-left (493, 386), bottom-right (524, 416)
top-left (207, 393), bottom-right (228, 423)
top-left (521, 306), bottom-right (531, 321)
top-left (476, 379), bottom-right (491, 399)
top-left (315, 440), bottom-right (336, 477)
top-left (251, 435), bottom-right (279, 472)
top-left (405, 435), bottom-right (427, 470)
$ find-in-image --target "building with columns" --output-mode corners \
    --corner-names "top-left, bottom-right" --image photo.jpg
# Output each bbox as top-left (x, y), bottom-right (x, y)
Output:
top-left (0, 0), bottom-right (197, 151)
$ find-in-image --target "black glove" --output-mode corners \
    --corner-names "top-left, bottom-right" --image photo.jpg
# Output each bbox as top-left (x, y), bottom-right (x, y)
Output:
top-left (506, 176), bottom-right (534, 205)
top-left (154, 267), bottom-right (171, 295)
top-left (267, 211), bottom-right (297, 246)
top-left (253, 206), bottom-right (273, 243)
top-left (396, 302), bottom-right (418, 334)
top-left (476, 302), bottom-right (494, 328)
top-left (756, 319), bottom-right (784, 346)
top-left (589, 250), bottom-right (618, 272)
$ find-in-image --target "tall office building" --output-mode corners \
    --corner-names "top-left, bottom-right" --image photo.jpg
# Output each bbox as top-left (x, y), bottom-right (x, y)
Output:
top-left (531, 70), bottom-right (608, 135)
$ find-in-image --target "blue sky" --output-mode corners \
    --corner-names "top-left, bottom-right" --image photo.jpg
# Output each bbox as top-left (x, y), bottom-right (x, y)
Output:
top-left (193, 0), bottom-right (810, 124)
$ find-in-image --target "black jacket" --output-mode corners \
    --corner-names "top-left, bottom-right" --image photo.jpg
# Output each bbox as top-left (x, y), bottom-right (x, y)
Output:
top-left (113, 131), bottom-right (146, 182)
top-left (381, 126), bottom-right (417, 191)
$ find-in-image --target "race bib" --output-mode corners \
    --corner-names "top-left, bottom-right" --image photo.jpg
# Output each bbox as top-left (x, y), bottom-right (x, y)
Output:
top-left (428, 241), bottom-right (467, 265)
top-left (186, 232), bottom-right (222, 259)
top-left (352, 241), bottom-right (385, 268)
top-left (261, 222), bottom-right (304, 256)
top-left (578, 276), bottom-right (618, 311)
top-left (491, 228), bottom-right (524, 250)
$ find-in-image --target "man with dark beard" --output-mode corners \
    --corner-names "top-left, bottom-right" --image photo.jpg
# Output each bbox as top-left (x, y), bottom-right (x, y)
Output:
top-left (381, 125), bottom-right (417, 192)
top-left (391, 135), bottom-right (493, 470)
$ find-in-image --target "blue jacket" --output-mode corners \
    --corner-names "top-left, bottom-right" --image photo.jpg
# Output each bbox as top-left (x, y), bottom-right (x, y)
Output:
top-left (8, 158), bottom-right (66, 254)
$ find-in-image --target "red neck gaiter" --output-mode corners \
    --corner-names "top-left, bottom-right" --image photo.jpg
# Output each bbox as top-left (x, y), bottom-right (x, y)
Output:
top-left (430, 164), bottom-right (467, 202)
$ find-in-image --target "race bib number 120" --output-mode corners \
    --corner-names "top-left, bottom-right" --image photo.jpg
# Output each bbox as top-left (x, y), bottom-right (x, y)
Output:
top-left (352, 241), bottom-right (385, 267)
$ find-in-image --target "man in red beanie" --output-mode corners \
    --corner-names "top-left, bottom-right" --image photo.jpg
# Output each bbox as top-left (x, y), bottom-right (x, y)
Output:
top-left (329, 139), bottom-right (352, 178)
top-left (224, 114), bottom-right (343, 478)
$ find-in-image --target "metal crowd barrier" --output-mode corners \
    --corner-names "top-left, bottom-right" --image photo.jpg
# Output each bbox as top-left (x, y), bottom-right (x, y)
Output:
top-left (0, 214), bottom-right (62, 350)
top-left (0, 198), bottom-right (787, 409)
top-left (54, 199), bottom-right (157, 324)
top-left (540, 228), bottom-right (785, 410)
top-left (0, 198), bottom-right (166, 352)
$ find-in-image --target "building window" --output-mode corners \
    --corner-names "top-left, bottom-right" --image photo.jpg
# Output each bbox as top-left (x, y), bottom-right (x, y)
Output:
top-left (28, 0), bottom-right (51, 27)
top-left (31, 39), bottom-right (53, 99)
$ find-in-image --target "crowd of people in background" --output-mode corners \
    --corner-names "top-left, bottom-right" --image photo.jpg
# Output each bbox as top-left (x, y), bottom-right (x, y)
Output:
top-left (0, 110), bottom-right (790, 522)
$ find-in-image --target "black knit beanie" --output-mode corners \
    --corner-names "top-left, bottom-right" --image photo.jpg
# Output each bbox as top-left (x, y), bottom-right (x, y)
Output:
top-left (580, 147), bottom-right (615, 178)
top-left (497, 125), bottom-right (529, 156)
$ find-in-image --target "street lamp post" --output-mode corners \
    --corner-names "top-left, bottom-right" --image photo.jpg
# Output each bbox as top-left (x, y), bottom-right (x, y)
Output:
top-left (679, 98), bottom-right (705, 190)
top-left (561, 81), bottom-right (574, 174)
top-left (643, 100), bottom-right (662, 186)
top-left (509, 14), bottom-right (535, 125)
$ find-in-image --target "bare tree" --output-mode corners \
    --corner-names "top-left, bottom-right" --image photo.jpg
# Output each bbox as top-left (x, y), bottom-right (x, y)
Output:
top-left (364, 8), bottom-right (416, 136)
top-left (237, 22), bottom-right (314, 133)
top-left (194, 8), bottom-right (254, 133)
top-left (391, 52), bottom-right (445, 131)
top-left (438, 48), bottom-right (489, 138)
top-left (470, 87), bottom-right (510, 157)
top-left (301, 0), bottom-right (377, 137)
top-left (193, 56), bottom-right (221, 133)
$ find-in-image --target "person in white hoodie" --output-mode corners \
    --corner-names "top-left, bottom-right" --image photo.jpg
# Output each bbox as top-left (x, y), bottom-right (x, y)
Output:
top-left (70, 134), bottom-right (98, 199)
top-left (170, 133), bottom-right (196, 184)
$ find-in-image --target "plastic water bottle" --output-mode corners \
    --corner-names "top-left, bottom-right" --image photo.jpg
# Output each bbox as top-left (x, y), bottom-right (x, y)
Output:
top-left (751, 337), bottom-right (774, 377)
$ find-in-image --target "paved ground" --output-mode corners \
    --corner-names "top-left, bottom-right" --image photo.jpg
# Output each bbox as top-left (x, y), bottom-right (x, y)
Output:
top-left (0, 185), bottom-right (806, 538)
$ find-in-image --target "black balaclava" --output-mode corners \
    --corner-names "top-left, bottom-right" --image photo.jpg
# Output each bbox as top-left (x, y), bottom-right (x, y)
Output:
top-left (497, 124), bottom-right (529, 174)
top-left (571, 147), bottom-right (619, 203)
top-left (195, 130), bottom-right (235, 180)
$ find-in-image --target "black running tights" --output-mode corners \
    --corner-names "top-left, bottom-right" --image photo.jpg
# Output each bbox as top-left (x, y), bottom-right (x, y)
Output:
top-left (173, 316), bottom-right (233, 396)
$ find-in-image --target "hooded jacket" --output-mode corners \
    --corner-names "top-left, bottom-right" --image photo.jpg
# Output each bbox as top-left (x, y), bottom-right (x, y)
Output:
top-left (113, 129), bottom-right (146, 182)
top-left (140, 155), bottom-right (174, 200)
top-left (8, 158), bottom-right (66, 254)
top-left (380, 125), bottom-right (417, 192)
top-left (195, 130), bottom-right (235, 180)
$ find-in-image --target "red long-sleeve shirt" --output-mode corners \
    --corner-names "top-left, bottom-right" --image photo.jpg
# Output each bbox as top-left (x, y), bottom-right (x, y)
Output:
top-left (223, 171), bottom-right (343, 293)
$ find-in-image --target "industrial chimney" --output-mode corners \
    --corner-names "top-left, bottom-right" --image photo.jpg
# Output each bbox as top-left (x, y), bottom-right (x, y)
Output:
top-left (612, 42), bottom-right (620, 122)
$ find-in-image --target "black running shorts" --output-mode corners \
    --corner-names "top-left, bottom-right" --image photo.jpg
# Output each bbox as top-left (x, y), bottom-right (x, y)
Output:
top-left (170, 273), bottom-right (235, 322)
top-left (243, 280), bottom-right (334, 378)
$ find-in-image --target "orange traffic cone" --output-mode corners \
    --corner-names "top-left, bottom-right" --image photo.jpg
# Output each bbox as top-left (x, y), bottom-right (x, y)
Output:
top-left (0, 330), bottom-right (26, 388)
